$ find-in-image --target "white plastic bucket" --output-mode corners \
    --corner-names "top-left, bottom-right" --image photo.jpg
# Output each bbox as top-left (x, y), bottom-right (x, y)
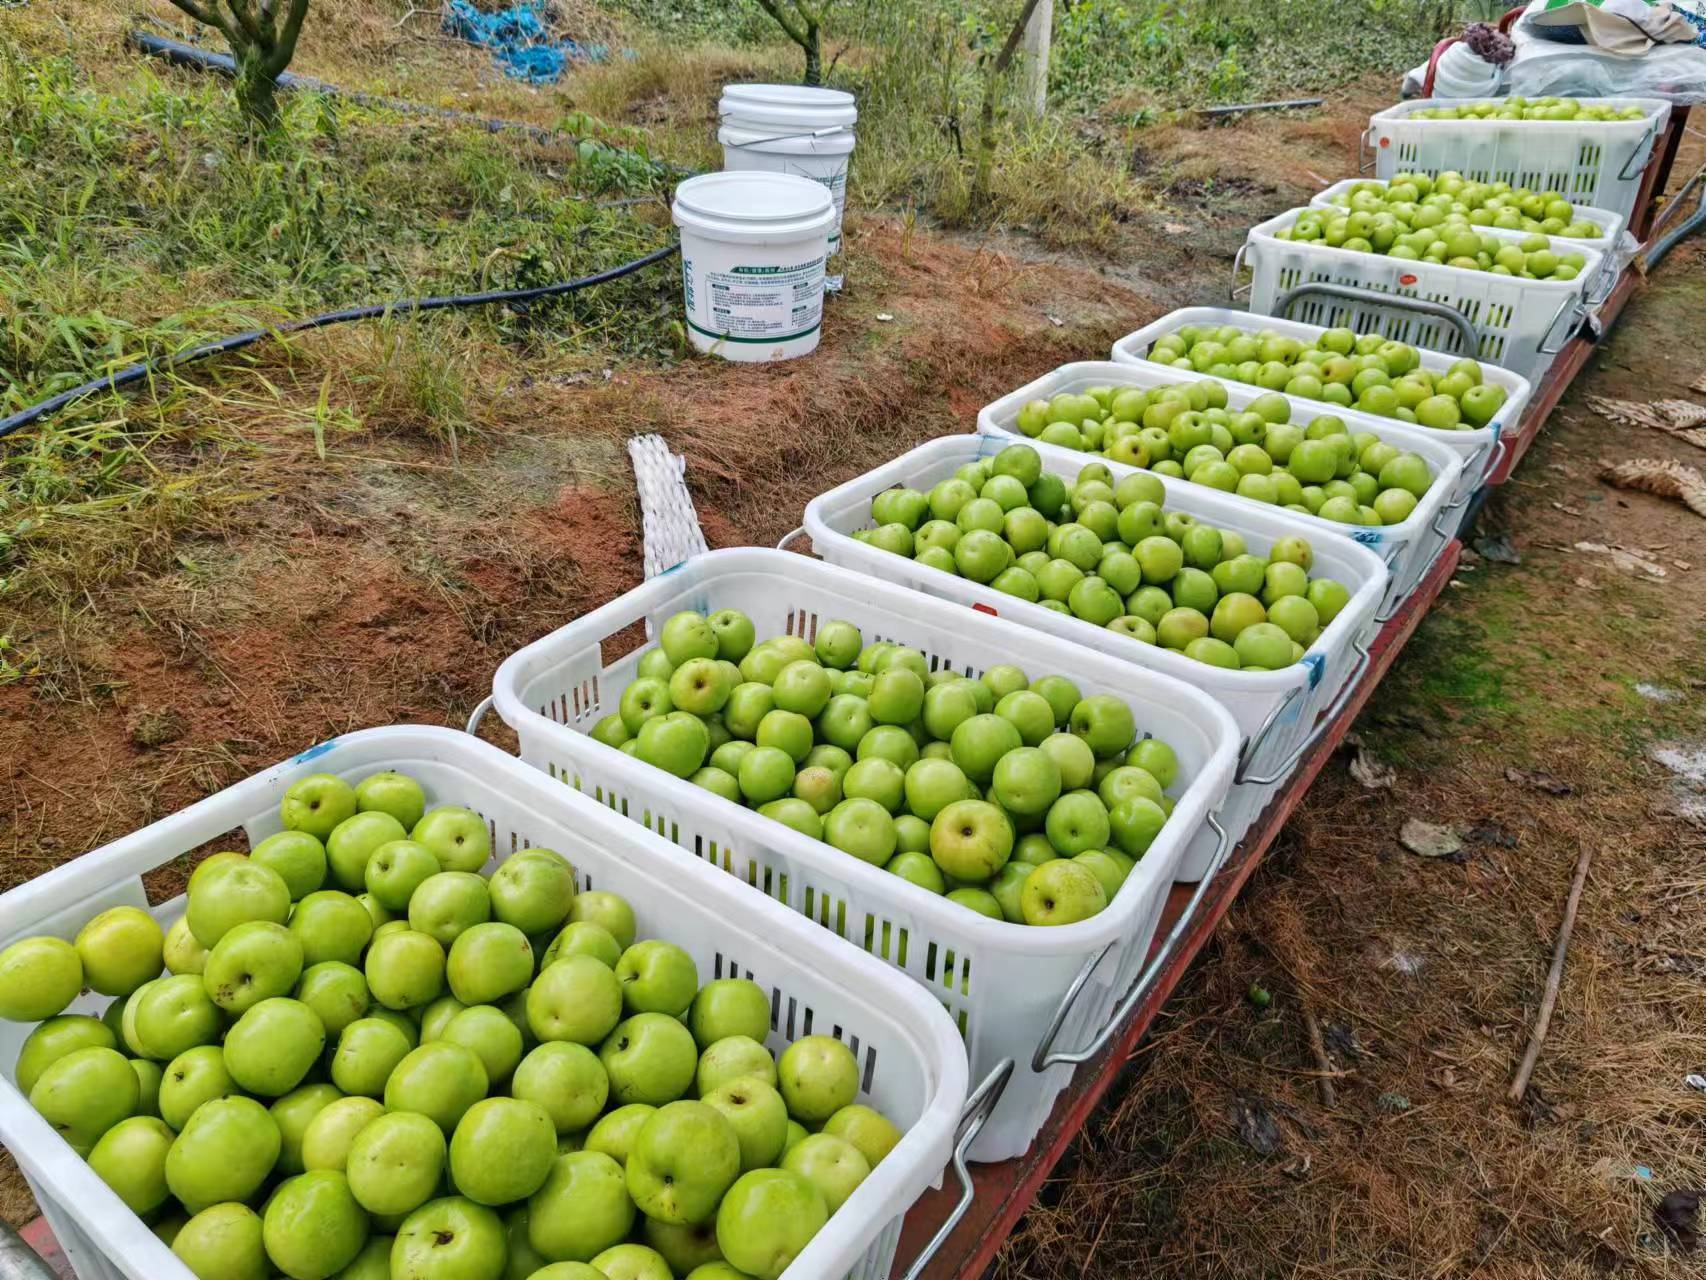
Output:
top-left (671, 170), bottom-right (836, 363)
top-left (719, 84), bottom-right (858, 262)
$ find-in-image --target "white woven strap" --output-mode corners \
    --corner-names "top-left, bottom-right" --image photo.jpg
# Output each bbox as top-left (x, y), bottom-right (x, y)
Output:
top-left (628, 433), bottom-right (708, 578)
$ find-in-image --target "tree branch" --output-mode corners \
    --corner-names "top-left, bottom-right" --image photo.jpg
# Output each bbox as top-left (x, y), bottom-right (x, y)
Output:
top-left (224, 0), bottom-right (266, 46)
top-left (973, 0), bottom-right (1045, 209)
top-left (991, 0), bottom-right (1043, 80)
top-left (264, 0), bottom-right (311, 76)
top-left (752, 0), bottom-right (808, 48)
top-left (167, 0), bottom-right (239, 45)
top-left (256, 0), bottom-right (280, 48)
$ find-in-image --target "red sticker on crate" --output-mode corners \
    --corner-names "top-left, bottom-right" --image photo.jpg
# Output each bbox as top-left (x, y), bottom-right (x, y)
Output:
top-left (972, 603), bottom-right (998, 616)
top-left (1379, 136), bottom-right (1390, 148)
top-left (1399, 273), bottom-right (1418, 286)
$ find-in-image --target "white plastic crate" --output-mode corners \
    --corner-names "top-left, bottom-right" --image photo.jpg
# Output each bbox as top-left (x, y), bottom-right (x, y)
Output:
top-left (1239, 208), bottom-right (1608, 383)
top-left (0, 728), bottom-right (974, 1280)
top-left (799, 433), bottom-right (1390, 858)
top-left (1366, 96), bottom-right (1672, 225)
top-left (1109, 306), bottom-right (1534, 491)
top-left (975, 360), bottom-right (1467, 603)
top-left (1308, 177), bottom-right (1626, 259)
top-left (487, 549), bottom-right (1240, 1162)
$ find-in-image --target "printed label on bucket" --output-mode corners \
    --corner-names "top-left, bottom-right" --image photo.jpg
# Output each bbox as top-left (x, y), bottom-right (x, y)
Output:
top-left (689, 257), bottom-right (826, 343)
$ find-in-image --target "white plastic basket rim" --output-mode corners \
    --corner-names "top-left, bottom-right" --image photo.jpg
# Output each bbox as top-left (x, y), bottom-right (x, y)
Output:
top-left (974, 360), bottom-right (1467, 557)
top-left (0, 727), bottom-right (968, 1280)
top-left (490, 548), bottom-right (1242, 957)
top-left (1306, 177), bottom-right (1626, 251)
top-left (1246, 207), bottom-right (1607, 291)
top-left (801, 433), bottom-right (1392, 698)
top-left (1106, 306), bottom-right (1536, 456)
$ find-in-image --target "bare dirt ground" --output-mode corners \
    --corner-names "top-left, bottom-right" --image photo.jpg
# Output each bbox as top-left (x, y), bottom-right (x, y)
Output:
top-left (2, 29), bottom-right (1705, 1276)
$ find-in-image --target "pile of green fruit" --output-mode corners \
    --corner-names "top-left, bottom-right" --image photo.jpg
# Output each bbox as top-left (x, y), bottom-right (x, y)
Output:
top-left (0, 768), bottom-right (903, 1280)
top-left (1276, 206), bottom-right (1589, 279)
top-left (1407, 97), bottom-right (1645, 122)
top-left (595, 606), bottom-right (1186, 928)
top-left (1140, 323), bottom-right (1507, 430)
top-left (857, 443), bottom-right (1352, 671)
top-left (1010, 380), bottom-right (1438, 525)
top-left (1324, 173), bottom-right (1606, 239)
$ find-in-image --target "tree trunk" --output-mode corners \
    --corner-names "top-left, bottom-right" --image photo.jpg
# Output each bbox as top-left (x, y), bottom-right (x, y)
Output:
top-left (802, 23), bottom-right (822, 86)
top-left (973, 0), bottom-right (1045, 210)
top-left (234, 46), bottom-right (282, 130)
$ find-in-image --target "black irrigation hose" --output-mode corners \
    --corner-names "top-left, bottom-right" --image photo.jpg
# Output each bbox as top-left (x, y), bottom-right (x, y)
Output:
top-left (127, 31), bottom-right (698, 181)
top-left (129, 31), bottom-right (563, 144)
top-left (0, 241), bottom-right (681, 441)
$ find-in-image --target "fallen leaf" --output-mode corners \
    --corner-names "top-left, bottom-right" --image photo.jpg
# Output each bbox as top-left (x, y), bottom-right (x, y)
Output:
top-left (1574, 541), bottom-right (1668, 580)
top-left (1600, 460), bottom-right (1706, 519)
top-left (1323, 1022), bottom-right (1366, 1059)
top-left (1466, 821), bottom-right (1518, 847)
top-left (1400, 819), bottom-right (1462, 858)
top-left (1229, 1095), bottom-right (1284, 1157)
top-left (1505, 766), bottom-right (1572, 796)
top-left (1655, 1189), bottom-right (1701, 1250)
top-left (1473, 534), bottom-right (1522, 564)
top-left (1350, 749), bottom-right (1396, 790)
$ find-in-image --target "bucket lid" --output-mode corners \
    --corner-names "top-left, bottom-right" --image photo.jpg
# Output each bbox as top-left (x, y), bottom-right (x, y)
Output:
top-left (719, 82), bottom-right (857, 130)
top-left (673, 172), bottom-right (836, 238)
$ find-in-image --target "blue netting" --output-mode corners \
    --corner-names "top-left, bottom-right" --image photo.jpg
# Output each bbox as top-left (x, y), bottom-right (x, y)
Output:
top-left (442, 0), bottom-right (606, 83)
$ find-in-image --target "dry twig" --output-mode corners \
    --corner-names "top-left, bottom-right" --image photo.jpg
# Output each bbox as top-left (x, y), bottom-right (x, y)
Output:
top-left (1509, 846), bottom-right (1593, 1103)
top-left (1301, 1000), bottom-right (1337, 1108)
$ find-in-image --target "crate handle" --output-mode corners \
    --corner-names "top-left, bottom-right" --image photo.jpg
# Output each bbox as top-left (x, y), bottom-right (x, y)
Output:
top-left (1234, 681), bottom-right (1308, 784)
top-left (1482, 435), bottom-right (1509, 483)
top-left (1228, 241), bottom-right (1253, 300)
top-left (1535, 291), bottom-right (1585, 357)
top-left (1030, 811), bottom-right (1231, 1072)
top-left (1460, 437), bottom-right (1491, 479)
top-left (1358, 123), bottom-right (1378, 173)
top-left (1273, 281), bottom-right (1480, 357)
top-left (1619, 120), bottom-right (1660, 182)
top-left (1584, 264), bottom-right (1618, 309)
top-left (894, 1057), bottom-right (1015, 1280)
top-left (776, 526), bottom-right (808, 552)
top-left (465, 695), bottom-right (495, 736)
top-left (1239, 635), bottom-right (1372, 787)
top-left (1430, 476), bottom-right (1476, 537)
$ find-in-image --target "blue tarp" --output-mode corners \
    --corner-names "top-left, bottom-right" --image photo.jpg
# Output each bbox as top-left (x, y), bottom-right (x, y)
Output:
top-left (442, 0), bottom-right (606, 83)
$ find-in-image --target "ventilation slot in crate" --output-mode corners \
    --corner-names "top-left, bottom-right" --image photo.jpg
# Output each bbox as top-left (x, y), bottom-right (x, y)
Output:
top-left (784, 606), bottom-right (822, 644)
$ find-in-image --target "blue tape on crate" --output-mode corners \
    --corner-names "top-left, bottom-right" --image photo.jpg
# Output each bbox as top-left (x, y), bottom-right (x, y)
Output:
top-left (1352, 529), bottom-right (1385, 547)
top-left (292, 739), bottom-right (339, 764)
top-left (1301, 650), bottom-right (1325, 690)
